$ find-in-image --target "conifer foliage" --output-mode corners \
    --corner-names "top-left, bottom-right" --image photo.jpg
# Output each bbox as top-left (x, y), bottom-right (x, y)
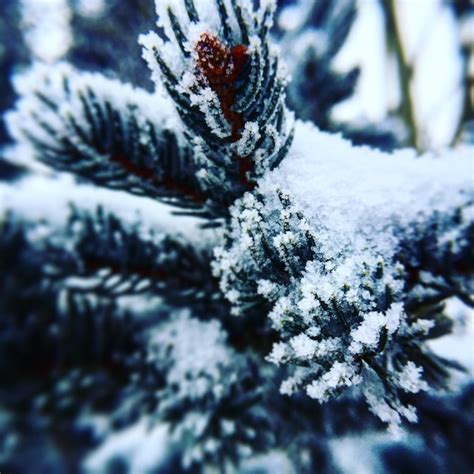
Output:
top-left (1, 0), bottom-right (473, 472)
top-left (139, 0), bottom-right (295, 212)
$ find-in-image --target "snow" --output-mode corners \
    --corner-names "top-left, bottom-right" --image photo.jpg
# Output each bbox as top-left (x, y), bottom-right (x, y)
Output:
top-left (215, 120), bottom-right (474, 428)
top-left (262, 122), bottom-right (473, 263)
top-left (235, 121), bottom-right (261, 156)
top-left (83, 420), bottom-right (170, 473)
top-left (192, 88), bottom-right (233, 139)
top-left (139, 32), bottom-right (170, 87)
top-left (306, 362), bottom-right (362, 403)
top-left (20, 0), bottom-right (72, 63)
top-left (146, 311), bottom-right (235, 402)
top-left (395, 361), bottom-right (429, 394)
top-left (266, 341), bottom-right (287, 365)
top-left (0, 173), bottom-right (220, 251)
top-left (349, 310), bottom-right (392, 355)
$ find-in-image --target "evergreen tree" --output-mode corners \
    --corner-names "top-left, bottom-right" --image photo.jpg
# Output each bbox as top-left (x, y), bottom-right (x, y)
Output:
top-left (1, 0), bottom-right (473, 472)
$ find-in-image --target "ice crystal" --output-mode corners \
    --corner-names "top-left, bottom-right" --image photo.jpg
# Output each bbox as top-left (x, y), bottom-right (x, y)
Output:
top-left (215, 120), bottom-right (474, 428)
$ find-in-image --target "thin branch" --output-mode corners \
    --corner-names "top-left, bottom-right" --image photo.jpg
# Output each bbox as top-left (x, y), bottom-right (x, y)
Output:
top-left (381, 0), bottom-right (420, 150)
top-left (453, 42), bottom-right (474, 145)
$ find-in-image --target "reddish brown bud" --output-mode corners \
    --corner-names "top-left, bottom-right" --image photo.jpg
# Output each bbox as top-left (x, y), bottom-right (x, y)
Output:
top-left (194, 33), bottom-right (254, 188)
top-left (195, 33), bottom-right (229, 80)
top-left (194, 32), bottom-right (248, 142)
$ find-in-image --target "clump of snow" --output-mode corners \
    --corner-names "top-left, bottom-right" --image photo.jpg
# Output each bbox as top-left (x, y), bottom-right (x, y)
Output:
top-left (234, 122), bottom-right (261, 156)
top-left (146, 311), bottom-right (235, 403)
top-left (395, 361), bottom-right (429, 394)
top-left (83, 420), bottom-right (170, 473)
top-left (20, 0), bottom-right (72, 62)
top-left (142, 311), bottom-right (261, 468)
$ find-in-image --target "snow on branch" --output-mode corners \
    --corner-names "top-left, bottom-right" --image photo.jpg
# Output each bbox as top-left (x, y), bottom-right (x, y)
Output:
top-left (61, 206), bottom-right (221, 308)
top-left (6, 62), bottom-right (208, 212)
top-left (138, 311), bottom-right (270, 469)
top-left (0, 214), bottom-right (139, 420)
top-left (214, 121), bottom-right (474, 432)
top-left (140, 0), bottom-right (294, 211)
top-left (0, 203), bottom-right (221, 311)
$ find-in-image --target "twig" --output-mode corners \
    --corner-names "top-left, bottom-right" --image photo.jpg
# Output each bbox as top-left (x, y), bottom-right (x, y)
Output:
top-left (453, 38), bottom-right (474, 145)
top-left (381, 0), bottom-right (420, 150)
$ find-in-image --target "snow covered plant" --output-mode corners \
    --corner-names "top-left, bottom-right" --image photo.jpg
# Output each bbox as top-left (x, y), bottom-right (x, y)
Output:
top-left (1, 0), bottom-right (473, 472)
top-left (214, 124), bottom-right (473, 433)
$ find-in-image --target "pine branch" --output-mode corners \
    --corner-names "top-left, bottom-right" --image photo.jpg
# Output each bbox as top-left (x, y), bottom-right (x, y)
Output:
top-left (59, 206), bottom-right (223, 309)
top-left (140, 0), bottom-right (295, 211)
top-left (276, 0), bottom-right (400, 151)
top-left (6, 63), bottom-right (208, 212)
top-left (214, 124), bottom-right (474, 431)
top-left (400, 204), bottom-right (474, 310)
top-left (0, 214), bottom-right (139, 420)
top-left (0, 205), bottom-right (223, 311)
top-left (134, 312), bottom-right (271, 470)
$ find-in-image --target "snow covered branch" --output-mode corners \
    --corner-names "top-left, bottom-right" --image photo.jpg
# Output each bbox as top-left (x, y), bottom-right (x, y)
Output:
top-left (140, 0), bottom-right (294, 211)
top-left (0, 204), bottom-right (221, 311)
top-left (0, 213), bottom-right (139, 424)
top-left (214, 121), bottom-right (474, 432)
top-left (6, 63), bottom-right (208, 212)
top-left (138, 312), bottom-right (269, 469)
top-left (1, 0), bottom-right (473, 470)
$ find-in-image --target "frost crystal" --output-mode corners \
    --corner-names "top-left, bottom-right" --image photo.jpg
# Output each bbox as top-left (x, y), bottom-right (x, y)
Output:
top-left (215, 120), bottom-right (474, 428)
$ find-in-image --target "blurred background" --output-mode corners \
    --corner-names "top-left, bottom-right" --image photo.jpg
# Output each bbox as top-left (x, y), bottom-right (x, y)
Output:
top-left (0, 0), bottom-right (473, 152)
